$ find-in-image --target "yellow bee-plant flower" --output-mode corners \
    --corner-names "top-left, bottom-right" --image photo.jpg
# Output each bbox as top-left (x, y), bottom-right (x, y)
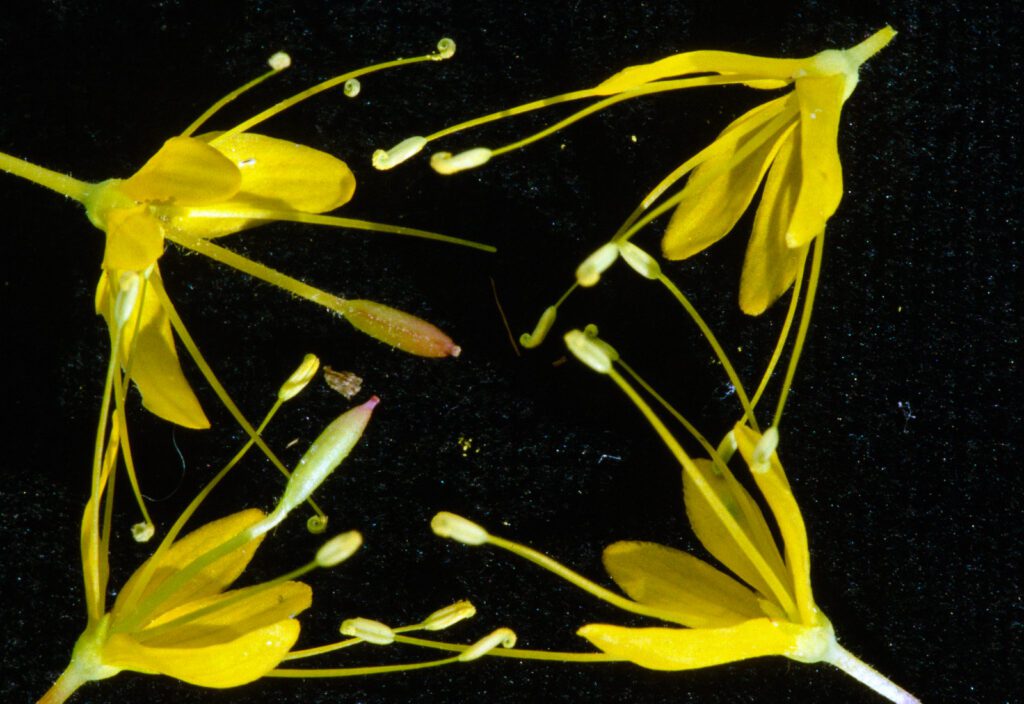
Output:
top-left (40, 352), bottom-right (518, 703)
top-left (0, 38), bottom-right (488, 433)
top-left (428, 329), bottom-right (920, 704)
top-left (379, 28), bottom-right (893, 316)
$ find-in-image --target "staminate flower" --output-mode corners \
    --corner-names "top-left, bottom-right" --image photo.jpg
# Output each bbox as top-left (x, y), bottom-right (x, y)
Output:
top-left (0, 38), bottom-right (485, 432)
top-left (377, 28), bottom-right (893, 315)
top-left (428, 329), bottom-right (921, 704)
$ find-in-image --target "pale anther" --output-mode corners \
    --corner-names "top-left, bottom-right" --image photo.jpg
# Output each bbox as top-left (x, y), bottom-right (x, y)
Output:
top-left (433, 37), bottom-right (456, 60)
top-left (423, 600), bottom-right (477, 631)
top-left (278, 353), bottom-right (320, 401)
top-left (343, 78), bottom-right (361, 98)
top-left (576, 242), bottom-right (619, 287)
top-left (113, 271), bottom-right (142, 330)
top-left (565, 329), bottom-right (613, 374)
top-left (431, 512), bottom-right (489, 545)
top-left (315, 530), bottom-right (363, 567)
top-left (268, 52), bottom-right (291, 71)
top-left (430, 147), bottom-right (492, 175)
top-left (618, 242), bottom-right (661, 279)
top-left (752, 426), bottom-right (780, 473)
top-left (372, 136), bottom-right (427, 170)
top-left (458, 628), bottom-right (517, 662)
top-left (131, 521), bottom-right (155, 543)
top-left (520, 306), bottom-right (557, 349)
top-left (340, 617), bottom-right (395, 645)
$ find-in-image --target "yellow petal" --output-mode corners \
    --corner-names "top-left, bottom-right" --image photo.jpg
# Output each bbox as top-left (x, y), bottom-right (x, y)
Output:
top-left (662, 95), bottom-right (795, 261)
top-left (733, 424), bottom-right (816, 624)
top-left (683, 458), bottom-right (789, 602)
top-left (786, 74), bottom-right (846, 247)
top-left (740, 124), bottom-right (807, 315)
top-left (578, 618), bottom-right (805, 670)
top-left (602, 541), bottom-right (763, 627)
top-left (596, 50), bottom-right (806, 95)
top-left (102, 619), bottom-right (300, 688)
top-left (172, 132), bottom-right (356, 239)
top-left (121, 136), bottom-right (241, 205)
top-left (112, 509), bottom-right (266, 624)
top-left (137, 581), bottom-right (312, 647)
top-left (102, 206), bottom-right (165, 271)
top-left (95, 272), bottom-right (209, 429)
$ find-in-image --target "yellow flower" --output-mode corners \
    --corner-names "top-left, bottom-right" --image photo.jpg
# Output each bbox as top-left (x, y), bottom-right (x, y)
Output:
top-left (378, 28), bottom-right (893, 315)
top-left (430, 329), bottom-right (920, 704)
top-left (0, 39), bottom-right (487, 431)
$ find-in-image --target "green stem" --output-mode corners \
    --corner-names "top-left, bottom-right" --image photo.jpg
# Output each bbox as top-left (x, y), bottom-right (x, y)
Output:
top-left (0, 150), bottom-right (91, 201)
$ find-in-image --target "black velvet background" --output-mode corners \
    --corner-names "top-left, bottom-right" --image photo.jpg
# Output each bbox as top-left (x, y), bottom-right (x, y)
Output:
top-left (1, 1), bottom-right (1019, 703)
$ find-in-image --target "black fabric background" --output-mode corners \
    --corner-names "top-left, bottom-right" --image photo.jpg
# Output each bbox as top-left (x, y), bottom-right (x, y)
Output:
top-left (0, 1), bottom-right (1019, 703)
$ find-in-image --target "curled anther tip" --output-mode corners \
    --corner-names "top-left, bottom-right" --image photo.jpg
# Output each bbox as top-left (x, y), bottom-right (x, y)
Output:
top-left (433, 37), bottom-right (456, 60)
top-left (340, 617), bottom-right (395, 645)
top-left (131, 521), bottom-right (155, 543)
top-left (618, 241), bottom-right (661, 279)
top-left (458, 628), bottom-right (517, 662)
top-left (565, 329), bottom-right (614, 374)
top-left (343, 78), bottom-right (361, 98)
top-left (576, 242), bottom-right (620, 287)
top-left (316, 530), bottom-right (363, 567)
top-left (268, 52), bottom-right (292, 71)
top-left (752, 426), bottom-right (780, 471)
top-left (306, 515), bottom-right (329, 534)
top-left (520, 306), bottom-right (557, 349)
top-left (279, 353), bottom-right (321, 401)
top-left (423, 600), bottom-right (477, 631)
top-left (431, 511), bottom-right (489, 545)
top-left (371, 136), bottom-right (427, 170)
top-left (430, 147), bottom-right (492, 175)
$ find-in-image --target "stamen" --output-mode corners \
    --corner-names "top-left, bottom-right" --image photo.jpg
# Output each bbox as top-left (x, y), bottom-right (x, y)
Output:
top-left (457, 628), bottom-right (517, 662)
top-left (430, 147), bottom-right (493, 174)
top-left (519, 305), bottom-right (558, 349)
top-left (340, 617), bottom-right (396, 646)
top-left (372, 136), bottom-right (428, 170)
top-left (343, 79), bottom-right (361, 98)
top-left (575, 242), bottom-right (620, 287)
top-left (278, 353), bottom-right (321, 401)
top-left (315, 530), bottom-right (363, 567)
top-left (430, 512), bottom-right (490, 545)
